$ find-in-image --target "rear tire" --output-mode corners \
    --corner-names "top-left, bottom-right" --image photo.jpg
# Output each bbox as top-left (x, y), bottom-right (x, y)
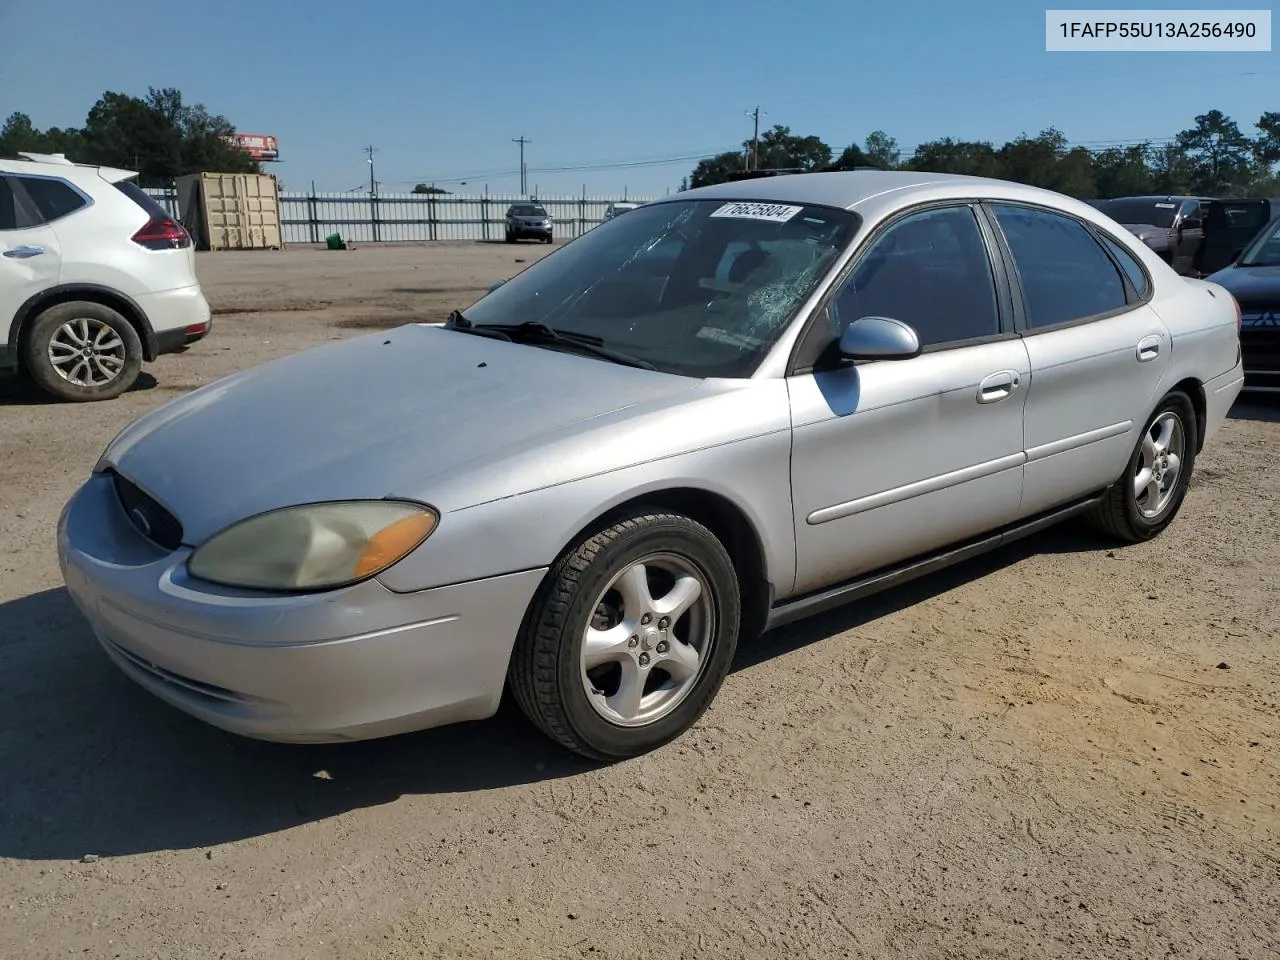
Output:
top-left (21, 301), bottom-right (143, 402)
top-left (508, 510), bottom-right (741, 761)
top-left (1086, 390), bottom-right (1198, 543)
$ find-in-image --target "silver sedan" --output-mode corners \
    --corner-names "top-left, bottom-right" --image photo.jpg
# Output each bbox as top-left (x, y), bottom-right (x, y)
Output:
top-left (58, 172), bottom-right (1245, 760)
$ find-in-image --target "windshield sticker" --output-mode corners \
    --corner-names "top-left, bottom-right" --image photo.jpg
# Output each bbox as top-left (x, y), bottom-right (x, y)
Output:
top-left (710, 202), bottom-right (804, 224)
top-left (1154, 203), bottom-right (1177, 208)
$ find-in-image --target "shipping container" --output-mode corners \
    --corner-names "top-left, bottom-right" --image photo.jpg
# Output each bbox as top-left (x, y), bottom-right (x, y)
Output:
top-left (176, 172), bottom-right (283, 251)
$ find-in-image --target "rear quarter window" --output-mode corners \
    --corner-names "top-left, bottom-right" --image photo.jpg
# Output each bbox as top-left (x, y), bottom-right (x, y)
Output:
top-left (113, 179), bottom-right (174, 220)
top-left (1099, 233), bottom-right (1151, 298)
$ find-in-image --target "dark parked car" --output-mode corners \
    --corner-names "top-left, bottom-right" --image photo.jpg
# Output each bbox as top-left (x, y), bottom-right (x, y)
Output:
top-left (1095, 196), bottom-right (1210, 275)
top-left (505, 203), bottom-right (553, 243)
top-left (1197, 198), bottom-right (1280, 276)
top-left (1207, 212), bottom-right (1280, 393)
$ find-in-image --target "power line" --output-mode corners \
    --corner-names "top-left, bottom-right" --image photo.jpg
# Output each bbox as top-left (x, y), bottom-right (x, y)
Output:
top-left (392, 147), bottom-right (739, 186)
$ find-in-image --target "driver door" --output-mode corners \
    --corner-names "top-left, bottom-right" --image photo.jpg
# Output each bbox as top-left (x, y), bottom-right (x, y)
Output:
top-left (787, 203), bottom-right (1029, 595)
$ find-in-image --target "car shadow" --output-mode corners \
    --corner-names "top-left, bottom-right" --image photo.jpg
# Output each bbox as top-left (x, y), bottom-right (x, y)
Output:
top-left (0, 372), bottom-right (159, 406)
top-left (473, 239), bottom-right (557, 246)
top-left (0, 522), bottom-right (1110, 862)
top-left (1228, 395), bottom-right (1280, 423)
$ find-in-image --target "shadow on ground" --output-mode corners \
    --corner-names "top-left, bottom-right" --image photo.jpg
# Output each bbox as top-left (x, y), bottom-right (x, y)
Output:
top-left (1228, 395), bottom-right (1280, 423)
top-left (0, 372), bottom-right (159, 406)
top-left (0, 521), bottom-right (1115, 862)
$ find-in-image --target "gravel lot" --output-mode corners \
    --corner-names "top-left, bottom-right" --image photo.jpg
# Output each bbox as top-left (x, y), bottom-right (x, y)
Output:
top-left (1, 242), bottom-right (1278, 960)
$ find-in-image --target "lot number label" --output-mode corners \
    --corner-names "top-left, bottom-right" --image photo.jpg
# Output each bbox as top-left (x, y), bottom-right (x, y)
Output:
top-left (710, 202), bottom-right (804, 223)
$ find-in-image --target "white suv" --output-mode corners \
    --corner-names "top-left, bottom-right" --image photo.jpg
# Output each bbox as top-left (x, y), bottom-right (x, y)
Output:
top-left (0, 152), bottom-right (212, 401)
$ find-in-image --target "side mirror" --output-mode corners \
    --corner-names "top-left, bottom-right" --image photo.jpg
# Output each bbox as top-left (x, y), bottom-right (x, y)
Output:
top-left (838, 315), bottom-right (921, 360)
top-left (488, 279), bottom-right (507, 293)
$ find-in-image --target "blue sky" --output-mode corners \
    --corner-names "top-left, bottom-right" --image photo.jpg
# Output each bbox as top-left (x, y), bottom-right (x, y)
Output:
top-left (2, 0), bottom-right (1276, 198)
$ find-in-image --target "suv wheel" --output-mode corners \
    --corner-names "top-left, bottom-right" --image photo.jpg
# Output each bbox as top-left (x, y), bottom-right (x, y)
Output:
top-left (22, 301), bottom-right (143, 402)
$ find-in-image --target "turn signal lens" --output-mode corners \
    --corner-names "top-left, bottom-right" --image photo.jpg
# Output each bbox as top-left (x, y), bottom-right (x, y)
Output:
top-left (354, 512), bottom-right (438, 578)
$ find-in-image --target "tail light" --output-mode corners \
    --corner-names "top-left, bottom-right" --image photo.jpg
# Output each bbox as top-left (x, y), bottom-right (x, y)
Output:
top-left (131, 217), bottom-right (191, 250)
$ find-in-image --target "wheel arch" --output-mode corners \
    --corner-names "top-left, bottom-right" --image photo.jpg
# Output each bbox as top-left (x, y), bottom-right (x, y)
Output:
top-left (1168, 376), bottom-right (1207, 452)
top-left (559, 486), bottom-right (774, 643)
top-left (10, 285), bottom-right (158, 364)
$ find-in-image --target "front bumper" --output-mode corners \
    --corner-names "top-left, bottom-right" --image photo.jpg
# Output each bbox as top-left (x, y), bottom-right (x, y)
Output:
top-left (509, 224), bottom-right (553, 239)
top-left (57, 473), bottom-right (546, 743)
top-left (1240, 321), bottom-right (1280, 392)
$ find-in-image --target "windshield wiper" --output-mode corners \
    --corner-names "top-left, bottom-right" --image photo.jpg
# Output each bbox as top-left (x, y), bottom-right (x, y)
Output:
top-left (446, 309), bottom-right (513, 341)
top-left (448, 315), bottom-right (654, 370)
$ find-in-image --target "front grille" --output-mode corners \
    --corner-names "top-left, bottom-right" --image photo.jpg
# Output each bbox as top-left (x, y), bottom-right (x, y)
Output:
top-left (110, 471), bottom-right (184, 550)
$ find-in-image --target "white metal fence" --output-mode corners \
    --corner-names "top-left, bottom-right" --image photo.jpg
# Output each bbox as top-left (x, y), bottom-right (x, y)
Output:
top-left (143, 187), bottom-right (659, 245)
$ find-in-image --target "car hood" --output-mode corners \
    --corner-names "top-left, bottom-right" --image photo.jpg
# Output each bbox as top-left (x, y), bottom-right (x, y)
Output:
top-left (1206, 264), bottom-right (1280, 303)
top-left (101, 325), bottom-right (701, 544)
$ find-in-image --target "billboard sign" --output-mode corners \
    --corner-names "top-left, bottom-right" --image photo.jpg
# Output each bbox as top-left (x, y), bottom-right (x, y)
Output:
top-left (227, 133), bottom-right (279, 161)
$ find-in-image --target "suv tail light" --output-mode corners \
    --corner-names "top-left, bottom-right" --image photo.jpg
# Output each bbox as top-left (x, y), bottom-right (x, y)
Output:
top-left (131, 217), bottom-right (191, 250)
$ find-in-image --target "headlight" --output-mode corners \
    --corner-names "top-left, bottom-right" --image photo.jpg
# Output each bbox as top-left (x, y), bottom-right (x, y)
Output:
top-left (187, 500), bottom-right (438, 591)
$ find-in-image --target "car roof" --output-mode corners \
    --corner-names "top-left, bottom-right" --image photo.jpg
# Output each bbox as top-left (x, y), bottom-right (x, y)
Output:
top-left (0, 152), bottom-right (137, 184)
top-left (662, 170), bottom-right (1107, 216)
top-left (1098, 195), bottom-right (1210, 203)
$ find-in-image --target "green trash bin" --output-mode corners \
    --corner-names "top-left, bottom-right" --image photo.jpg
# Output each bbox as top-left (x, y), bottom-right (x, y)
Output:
top-left (325, 233), bottom-right (345, 250)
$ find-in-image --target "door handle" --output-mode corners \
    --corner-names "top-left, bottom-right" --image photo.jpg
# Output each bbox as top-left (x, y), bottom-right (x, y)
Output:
top-left (977, 370), bottom-right (1020, 404)
top-left (2, 246), bottom-right (44, 259)
top-left (1136, 335), bottom-right (1161, 362)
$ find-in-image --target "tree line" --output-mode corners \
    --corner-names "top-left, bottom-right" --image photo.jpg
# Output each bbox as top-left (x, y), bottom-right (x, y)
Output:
top-left (1, 88), bottom-right (260, 186)
top-left (687, 109), bottom-right (1280, 200)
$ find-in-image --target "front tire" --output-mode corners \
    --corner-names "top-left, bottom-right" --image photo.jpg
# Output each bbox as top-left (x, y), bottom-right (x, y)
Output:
top-left (1087, 390), bottom-right (1198, 542)
top-left (509, 510), bottom-right (741, 761)
top-left (22, 301), bottom-right (143, 402)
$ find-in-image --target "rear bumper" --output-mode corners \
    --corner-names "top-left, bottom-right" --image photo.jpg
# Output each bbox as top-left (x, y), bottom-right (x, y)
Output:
top-left (1203, 359), bottom-right (1246, 444)
top-left (136, 284), bottom-right (212, 356)
top-left (154, 318), bottom-right (212, 355)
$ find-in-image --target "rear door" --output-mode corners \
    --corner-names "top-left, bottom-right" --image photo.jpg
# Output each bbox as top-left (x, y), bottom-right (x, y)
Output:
top-left (985, 202), bottom-right (1171, 518)
top-left (0, 176), bottom-right (64, 346)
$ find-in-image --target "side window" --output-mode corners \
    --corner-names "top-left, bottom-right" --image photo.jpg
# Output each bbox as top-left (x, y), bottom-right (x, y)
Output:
top-left (0, 179), bottom-right (16, 231)
top-left (991, 204), bottom-right (1128, 329)
top-left (13, 176), bottom-right (88, 224)
top-left (833, 205), bottom-right (1001, 348)
top-left (0, 177), bottom-right (44, 230)
top-left (1099, 233), bottom-right (1150, 298)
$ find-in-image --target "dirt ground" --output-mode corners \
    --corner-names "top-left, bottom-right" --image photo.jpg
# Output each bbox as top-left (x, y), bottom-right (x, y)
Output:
top-left (1, 241), bottom-right (1278, 960)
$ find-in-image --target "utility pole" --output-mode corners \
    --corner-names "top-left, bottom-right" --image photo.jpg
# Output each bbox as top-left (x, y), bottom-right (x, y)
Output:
top-left (512, 136), bottom-right (531, 194)
top-left (745, 107), bottom-right (763, 171)
top-left (366, 145), bottom-right (377, 194)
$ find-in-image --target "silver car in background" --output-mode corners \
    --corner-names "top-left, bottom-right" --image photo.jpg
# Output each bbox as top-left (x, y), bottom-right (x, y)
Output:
top-left (58, 172), bottom-right (1245, 760)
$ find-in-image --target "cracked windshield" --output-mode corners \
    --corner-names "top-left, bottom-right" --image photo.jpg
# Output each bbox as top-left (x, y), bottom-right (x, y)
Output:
top-left (461, 199), bottom-right (858, 376)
